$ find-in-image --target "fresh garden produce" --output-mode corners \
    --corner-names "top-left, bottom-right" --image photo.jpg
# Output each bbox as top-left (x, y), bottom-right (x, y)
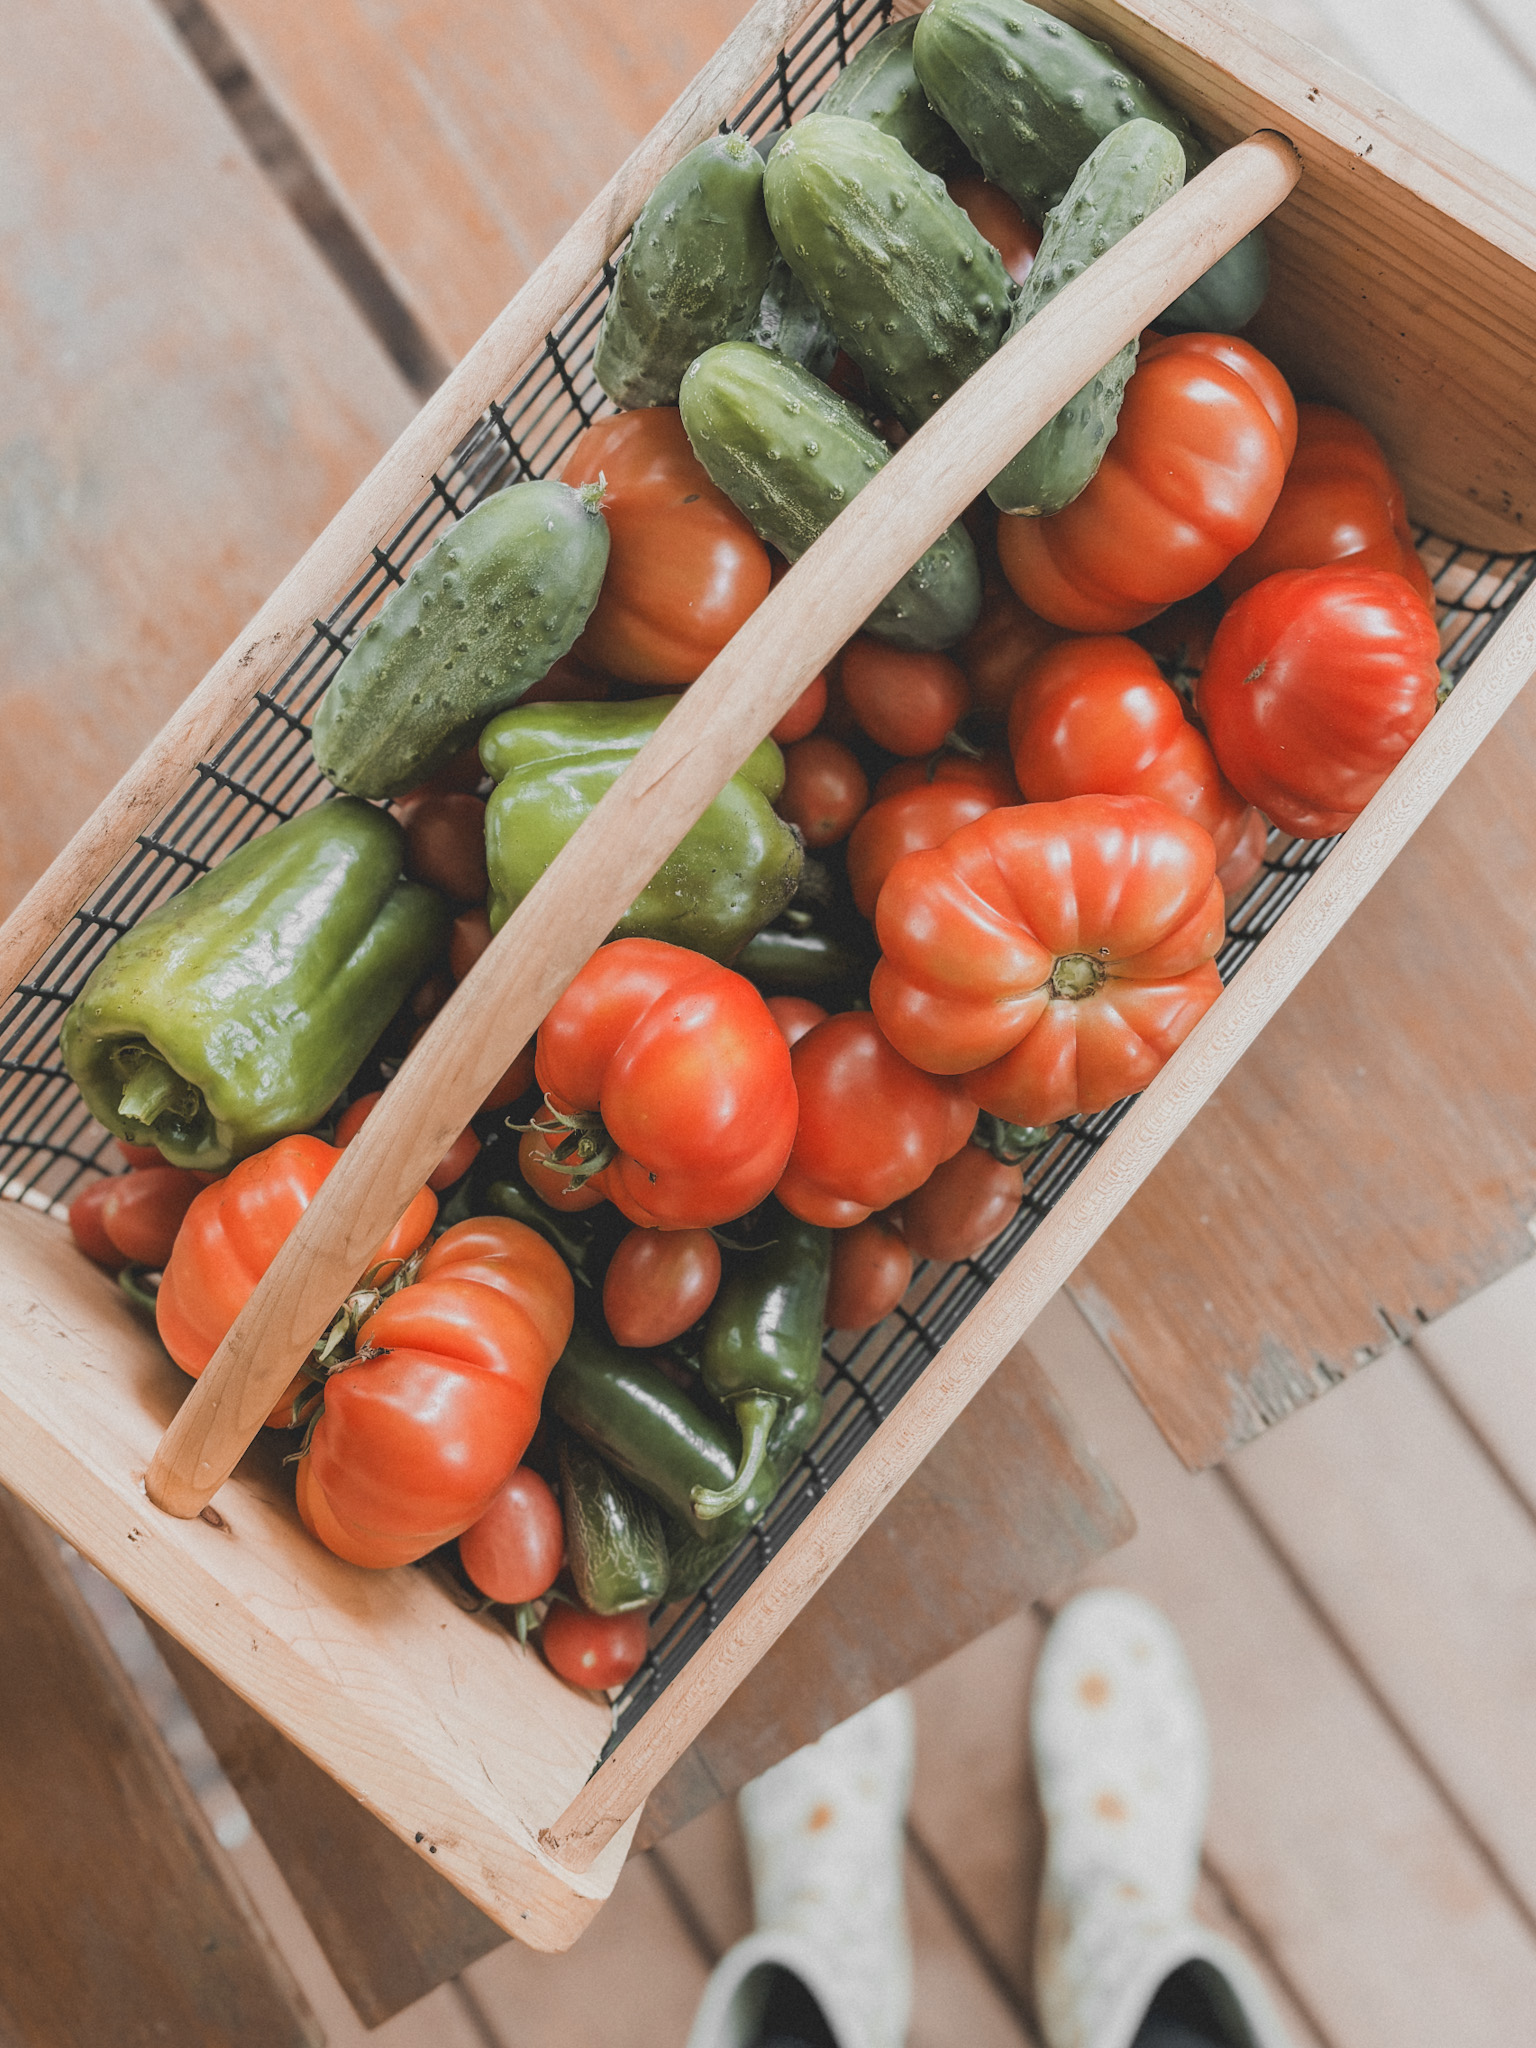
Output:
top-left (873, 751), bottom-right (1020, 803)
top-left (998, 333), bottom-right (1297, 631)
top-left (695, 1204), bottom-right (832, 1516)
top-left (336, 1089), bottom-right (480, 1192)
top-left (847, 770), bottom-right (1011, 920)
top-left (1197, 566), bottom-right (1442, 839)
top-left (900, 1140), bottom-right (1024, 1262)
top-left (776, 734), bottom-right (869, 847)
top-left (533, 939), bottom-right (798, 1229)
top-left (603, 1226), bottom-right (722, 1348)
top-left (61, 802), bottom-right (446, 1173)
top-left (519, 1126), bottom-right (611, 1211)
top-left (840, 638), bottom-right (971, 757)
top-left (817, 15), bottom-right (965, 175)
top-left (480, 695), bottom-right (801, 961)
top-left (765, 995), bottom-right (828, 1047)
top-left (312, 480), bottom-right (610, 799)
top-left (988, 120), bottom-right (1185, 516)
top-left (398, 791), bottom-right (489, 904)
top-left (775, 1010), bottom-right (976, 1227)
top-left (871, 794), bottom-right (1226, 1123)
top-left (156, 1134), bottom-right (437, 1423)
top-left (679, 341), bottom-right (981, 649)
top-left (736, 919), bottom-right (875, 996)
top-left (540, 1602), bottom-right (650, 1689)
top-left (69, 1165), bottom-right (203, 1271)
top-left (662, 1388), bottom-right (826, 1592)
top-left (825, 1215), bottom-right (913, 1330)
top-left (947, 175), bottom-right (1041, 283)
top-left (1218, 403), bottom-right (1435, 607)
top-left (911, 0), bottom-right (1269, 331)
top-left (763, 116), bottom-right (1012, 432)
top-left (483, 1173), bottom-right (629, 1292)
top-left (594, 133), bottom-right (778, 409)
top-left (458, 1467), bottom-right (565, 1608)
top-left (416, 1215), bottom-right (577, 1361)
top-left (562, 409), bottom-right (772, 684)
top-left (772, 670), bottom-right (829, 742)
top-left (958, 559), bottom-right (1066, 721)
top-left (749, 246), bottom-right (842, 381)
top-left (559, 1435), bottom-right (671, 1614)
top-left (1007, 636), bottom-right (1253, 866)
top-left (973, 1111), bottom-right (1059, 1162)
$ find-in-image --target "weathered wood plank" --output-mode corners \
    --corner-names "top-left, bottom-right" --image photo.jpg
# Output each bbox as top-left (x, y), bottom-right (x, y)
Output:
top-left (1413, 1252), bottom-right (1536, 1507)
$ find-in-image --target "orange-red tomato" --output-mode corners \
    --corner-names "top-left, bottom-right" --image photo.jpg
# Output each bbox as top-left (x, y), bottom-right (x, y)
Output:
top-left (603, 1226), bottom-right (722, 1347)
top-left (847, 780), bottom-right (1004, 920)
top-left (947, 175), bottom-right (1041, 283)
top-left (958, 562), bottom-right (1067, 723)
top-left (541, 1603), bottom-right (650, 1689)
top-left (1007, 637), bottom-right (1253, 866)
top-left (998, 333), bottom-right (1298, 633)
top-left (458, 1467), bottom-right (565, 1605)
top-left (419, 1215), bottom-right (576, 1361)
top-left (765, 996), bottom-right (828, 1048)
top-left (68, 1178), bottom-right (125, 1269)
top-left (480, 1040), bottom-right (537, 1112)
top-left (901, 1144), bottom-right (1023, 1263)
top-left (1216, 806), bottom-right (1269, 903)
top-left (449, 905), bottom-right (492, 982)
top-left (839, 637), bottom-right (971, 757)
top-left (825, 1215), bottom-right (913, 1330)
top-left (399, 792), bottom-right (489, 904)
top-left (873, 753), bottom-right (1020, 805)
top-left (335, 1089), bottom-right (481, 1192)
top-left (777, 736), bottom-right (869, 849)
top-left (772, 672), bottom-right (828, 743)
top-left (1219, 403), bottom-right (1434, 609)
top-left (94, 1165), bottom-right (205, 1268)
top-left (563, 409), bottom-right (771, 685)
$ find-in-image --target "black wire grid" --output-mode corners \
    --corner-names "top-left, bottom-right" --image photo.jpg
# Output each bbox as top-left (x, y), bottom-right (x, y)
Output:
top-left (0, 0), bottom-right (1532, 1745)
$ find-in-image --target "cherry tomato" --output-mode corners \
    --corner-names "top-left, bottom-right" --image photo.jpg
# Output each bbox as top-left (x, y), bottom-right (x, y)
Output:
top-left (900, 1144), bottom-right (1024, 1263)
top-left (847, 779), bottom-right (1005, 921)
top-left (449, 906), bottom-right (492, 982)
top-left (518, 1126), bottom-right (610, 1212)
top-left (958, 562), bottom-right (1067, 724)
top-left (97, 1165), bottom-right (204, 1268)
top-left (947, 175), bottom-right (1041, 283)
top-left (825, 1216), bottom-right (913, 1330)
top-left (839, 638), bottom-right (971, 757)
top-left (772, 672), bottom-right (828, 744)
top-left (874, 752), bottom-right (1019, 805)
top-left (68, 1179), bottom-right (126, 1269)
top-left (481, 1040), bottom-right (537, 1112)
top-left (458, 1468), bottom-right (565, 1605)
top-left (541, 1602), bottom-right (650, 1689)
top-left (400, 792), bottom-right (489, 904)
top-left (564, 409), bottom-right (771, 685)
top-left (115, 1140), bottom-right (166, 1170)
top-left (603, 1227), bottom-right (722, 1347)
top-left (765, 996), bottom-right (828, 1048)
top-left (777, 736), bottom-right (869, 849)
top-left (335, 1089), bottom-right (481, 1192)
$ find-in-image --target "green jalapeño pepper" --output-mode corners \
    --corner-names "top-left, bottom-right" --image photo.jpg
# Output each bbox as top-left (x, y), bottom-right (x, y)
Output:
top-left (558, 1435), bottom-right (670, 1615)
top-left (694, 1202), bottom-right (830, 1520)
top-left (60, 800), bottom-right (446, 1172)
top-left (664, 1388), bottom-right (825, 1597)
top-left (479, 696), bottom-right (802, 963)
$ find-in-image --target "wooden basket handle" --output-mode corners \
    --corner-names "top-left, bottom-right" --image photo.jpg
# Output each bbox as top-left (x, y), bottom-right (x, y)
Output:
top-left (145, 129), bottom-right (1301, 1518)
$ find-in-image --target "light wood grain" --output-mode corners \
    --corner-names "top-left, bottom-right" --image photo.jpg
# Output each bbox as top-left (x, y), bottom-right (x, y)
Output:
top-left (145, 131), bottom-right (1301, 1520)
top-left (0, 1202), bottom-right (636, 1948)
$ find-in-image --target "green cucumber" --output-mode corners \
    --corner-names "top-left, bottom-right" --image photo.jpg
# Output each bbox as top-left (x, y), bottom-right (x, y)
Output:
top-left (749, 250), bottom-right (841, 380)
top-left (763, 115), bottom-right (1012, 433)
top-left (990, 120), bottom-right (1185, 516)
top-left (559, 1436), bottom-right (670, 1616)
top-left (679, 341), bottom-right (980, 651)
top-left (594, 133), bottom-right (778, 409)
top-left (816, 16), bottom-right (966, 177)
top-left (912, 0), bottom-right (1267, 332)
top-left (311, 479), bottom-right (609, 800)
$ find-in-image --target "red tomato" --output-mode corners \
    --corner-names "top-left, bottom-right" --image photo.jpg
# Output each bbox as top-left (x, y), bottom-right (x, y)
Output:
top-left (871, 795), bottom-right (1226, 1124)
top-left (115, 1140), bottom-right (166, 1171)
top-left (874, 753), bottom-right (1020, 805)
top-left (900, 1144), bottom-right (1023, 1263)
top-left (522, 651), bottom-right (612, 704)
top-left (92, 1165), bottom-right (205, 1268)
top-left (335, 1089), bottom-right (481, 1192)
top-left (1007, 637), bottom-right (1253, 865)
top-left (68, 1179), bottom-right (126, 1269)
top-left (958, 562), bottom-right (1067, 724)
top-left (156, 1135), bottom-right (437, 1424)
top-left (1219, 403), bottom-right (1434, 609)
top-left (518, 1126), bottom-right (610, 1211)
top-left (603, 1226), bottom-right (722, 1347)
top-left (480, 1040), bottom-right (537, 1112)
top-left (839, 638), bottom-right (972, 757)
top-left (449, 906), bottom-right (492, 982)
top-left (946, 175), bottom-right (1041, 283)
top-left (846, 780), bottom-right (1003, 921)
top-left (776, 1012), bottom-right (976, 1229)
top-left (459, 1468), bottom-right (565, 1604)
top-left (765, 996), bottom-right (828, 1048)
top-left (400, 792), bottom-right (489, 904)
top-left (1216, 807), bottom-right (1269, 902)
top-left (825, 1216), bottom-right (913, 1330)
top-left (297, 1275), bottom-right (554, 1567)
top-left (772, 672), bottom-right (828, 743)
top-left (564, 409), bottom-right (771, 684)
top-left (1197, 566), bottom-right (1442, 840)
top-left (420, 1215), bottom-right (576, 1361)
top-left (998, 333), bottom-right (1298, 632)
top-left (777, 736), bottom-right (869, 849)
top-left (540, 1603), bottom-right (650, 1690)
top-left (536, 941), bottom-right (798, 1230)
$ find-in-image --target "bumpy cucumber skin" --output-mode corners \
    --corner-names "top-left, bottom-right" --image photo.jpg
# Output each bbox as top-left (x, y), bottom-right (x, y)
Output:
top-left (990, 121), bottom-right (1185, 516)
top-left (594, 133), bottom-right (777, 409)
top-left (312, 480), bottom-right (609, 801)
top-left (912, 0), bottom-right (1267, 332)
top-left (817, 16), bottom-right (966, 176)
top-left (764, 115), bottom-right (1011, 433)
top-left (679, 341), bottom-right (980, 651)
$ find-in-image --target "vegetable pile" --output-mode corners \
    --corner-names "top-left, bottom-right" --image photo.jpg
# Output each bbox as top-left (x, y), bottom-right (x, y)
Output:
top-left (60, 0), bottom-right (1444, 1697)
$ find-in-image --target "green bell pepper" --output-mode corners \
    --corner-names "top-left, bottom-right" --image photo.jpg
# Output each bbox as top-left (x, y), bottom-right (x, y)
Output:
top-left (479, 696), bottom-right (802, 962)
top-left (694, 1202), bottom-right (831, 1519)
top-left (60, 800), bottom-right (446, 1172)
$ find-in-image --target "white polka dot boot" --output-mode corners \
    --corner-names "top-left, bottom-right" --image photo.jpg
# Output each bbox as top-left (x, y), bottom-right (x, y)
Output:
top-left (685, 1689), bottom-right (915, 2048)
top-left (1032, 1589), bottom-right (1296, 2048)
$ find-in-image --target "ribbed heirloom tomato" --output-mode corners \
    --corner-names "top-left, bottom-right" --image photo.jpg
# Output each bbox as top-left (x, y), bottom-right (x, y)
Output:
top-left (534, 939), bottom-right (798, 1229)
top-left (563, 408), bottom-right (770, 685)
top-left (871, 795), bottom-right (1226, 1125)
top-left (998, 334), bottom-right (1298, 633)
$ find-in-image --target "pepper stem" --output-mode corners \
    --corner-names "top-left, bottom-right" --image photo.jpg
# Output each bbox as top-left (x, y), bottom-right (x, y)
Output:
top-left (116, 1048), bottom-right (197, 1129)
top-left (691, 1394), bottom-right (778, 1521)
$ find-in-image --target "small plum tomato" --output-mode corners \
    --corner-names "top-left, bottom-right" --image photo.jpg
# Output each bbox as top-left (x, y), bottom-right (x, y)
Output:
top-left (947, 175), bottom-right (1041, 283)
top-left (115, 1140), bottom-right (166, 1170)
top-left (958, 564), bottom-right (1067, 725)
top-left (765, 996), bottom-right (828, 1049)
top-left (839, 637), bottom-right (971, 758)
top-left (847, 779), bottom-right (1006, 921)
top-left (449, 906), bottom-right (493, 982)
top-left (97, 1165), bottom-right (205, 1268)
top-left (772, 672), bottom-right (828, 744)
top-left (603, 1227), bottom-right (722, 1348)
top-left (541, 1602), bottom-right (650, 1690)
top-left (900, 1144), bottom-right (1024, 1263)
top-left (458, 1467), bottom-right (565, 1606)
top-left (335, 1089), bottom-right (481, 1192)
top-left (400, 792), bottom-right (489, 905)
top-left (825, 1216), bottom-right (913, 1331)
top-left (68, 1179), bottom-right (126, 1269)
top-left (777, 736), bottom-right (869, 849)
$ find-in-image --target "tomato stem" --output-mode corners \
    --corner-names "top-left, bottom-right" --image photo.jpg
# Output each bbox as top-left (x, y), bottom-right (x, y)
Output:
top-left (1050, 953), bottom-right (1106, 1001)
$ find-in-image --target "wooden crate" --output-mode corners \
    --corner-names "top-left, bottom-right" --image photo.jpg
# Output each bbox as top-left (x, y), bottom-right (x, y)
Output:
top-left (2, 0), bottom-right (1534, 1944)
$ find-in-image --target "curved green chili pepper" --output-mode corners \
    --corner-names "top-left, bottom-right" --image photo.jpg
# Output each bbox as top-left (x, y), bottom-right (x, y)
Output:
top-left (664, 1388), bottom-right (825, 1596)
top-left (481, 1175), bottom-right (626, 1290)
top-left (693, 1204), bottom-right (830, 1520)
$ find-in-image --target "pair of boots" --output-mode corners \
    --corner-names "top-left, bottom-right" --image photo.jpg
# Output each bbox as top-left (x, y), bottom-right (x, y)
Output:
top-left (686, 1590), bottom-right (1294, 2048)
